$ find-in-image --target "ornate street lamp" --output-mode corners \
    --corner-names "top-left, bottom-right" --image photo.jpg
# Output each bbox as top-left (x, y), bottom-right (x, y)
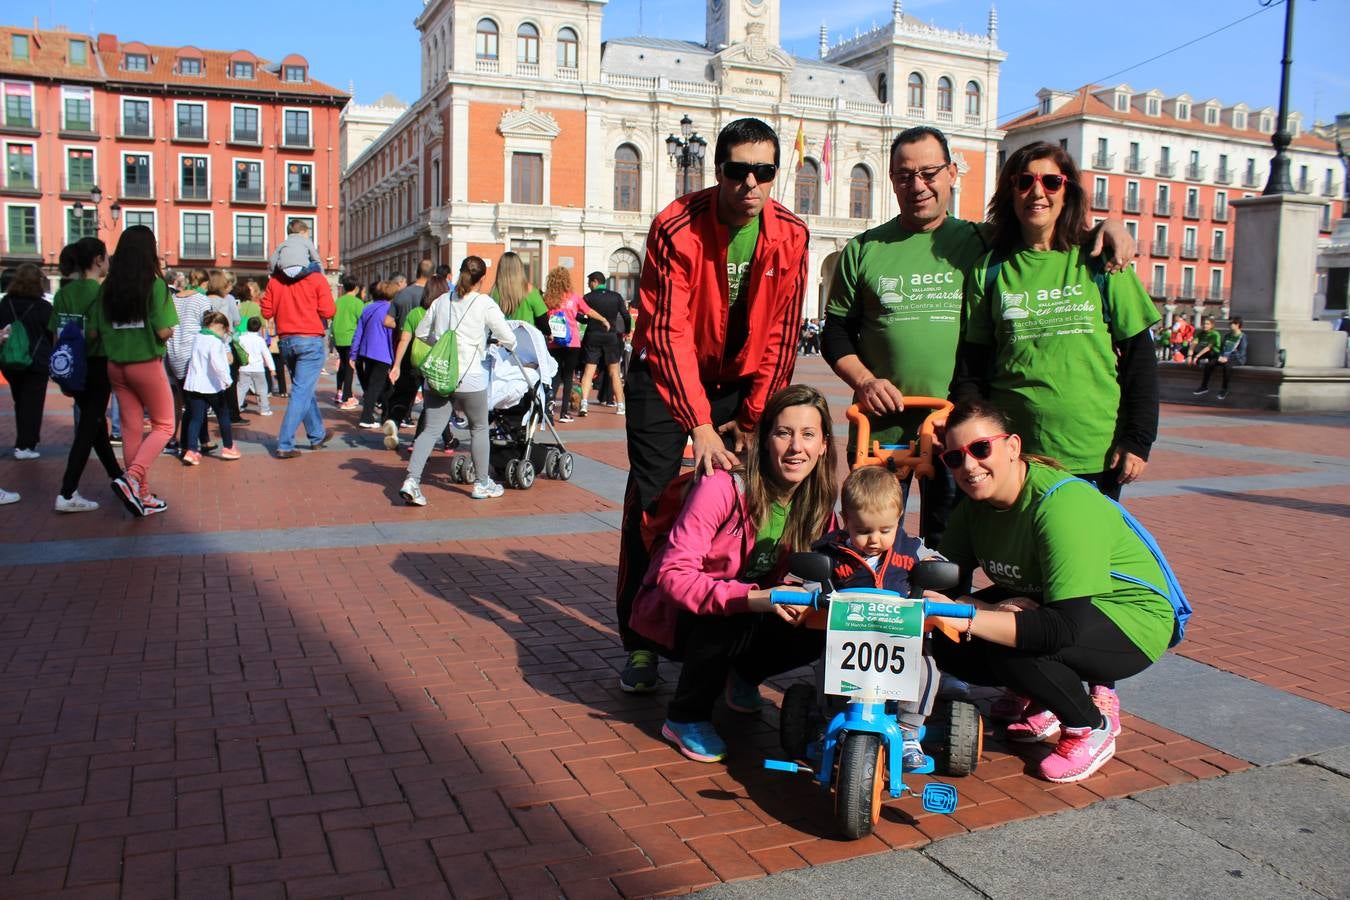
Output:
top-left (1261, 0), bottom-right (1296, 195)
top-left (666, 114), bottom-right (707, 196)
top-left (72, 186), bottom-right (121, 234)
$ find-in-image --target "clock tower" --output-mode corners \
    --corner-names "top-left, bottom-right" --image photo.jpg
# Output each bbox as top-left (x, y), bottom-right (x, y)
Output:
top-left (706, 0), bottom-right (781, 52)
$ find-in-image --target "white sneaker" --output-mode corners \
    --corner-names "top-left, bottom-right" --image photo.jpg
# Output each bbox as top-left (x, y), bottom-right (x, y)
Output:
top-left (382, 419), bottom-right (400, 450)
top-left (260, 410), bottom-right (274, 417)
top-left (0, 488), bottom-right (18, 505)
top-left (578, 401), bottom-right (589, 417)
top-left (470, 480), bottom-right (505, 500)
top-left (13, 448), bottom-right (39, 460)
top-left (399, 477), bottom-right (427, 507)
top-left (616, 402), bottom-right (626, 416)
top-left (55, 491), bottom-right (99, 513)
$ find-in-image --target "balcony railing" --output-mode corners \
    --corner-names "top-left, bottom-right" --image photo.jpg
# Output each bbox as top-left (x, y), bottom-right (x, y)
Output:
top-left (1323, 181), bottom-right (1342, 198)
top-left (1178, 283), bottom-right (1198, 301)
top-left (1148, 241), bottom-right (1173, 258)
top-left (1205, 286), bottom-right (1230, 303)
top-left (1213, 204), bottom-right (1230, 222)
top-left (1154, 199), bottom-right (1173, 216)
top-left (964, 113), bottom-right (981, 125)
top-left (1149, 281), bottom-right (1168, 299)
top-left (517, 62), bottom-right (540, 78)
top-left (234, 186), bottom-right (262, 203)
top-left (181, 242), bottom-right (213, 259)
top-left (282, 130), bottom-right (312, 149)
top-left (1123, 196), bottom-right (1142, 214)
top-left (1180, 243), bottom-right (1200, 260)
top-left (285, 189), bottom-right (314, 205)
top-left (120, 122), bottom-right (151, 139)
top-left (61, 115), bottom-right (94, 134)
top-left (1091, 152), bottom-right (1116, 170)
top-left (5, 170), bottom-right (36, 191)
top-left (230, 127), bottom-right (260, 145)
top-left (1092, 192), bottom-right (1112, 211)
top-left (1184, 163), bottom-right (1207, 181)
top-left (1242, 171), bottom-right (1261, 188)
top-left (235, 242), bottom-right (266, 260)
top-left (1209, 245), bottom-right (1228, 262)
top-left (1124, 155), bottom-right (1146, 174)
top-left (1295, 178), bottom-right (1312, 194)
top-left (1156, 160), bottom-right (1177, 178)
top-left (1183, 203), bottom-right (1204, 220)
top-left (907, 106), bottom-right (924, 119)
top-left (175, 125), bottom-right (206, 142)
top-left (474, 58), bottom-right (499, 73)
top-left (557, 67), bottom-right (579, 81)
top-left (936, 110), bottom-right (953, 123)
top-left (1214, 166), bottom-right (1233, 185)
top-left (1, 108), bottom-right (39, 131)
top-left (122, 181), bottom-right (152, 200)
top-left (179, 183), bottom-right (209, 201)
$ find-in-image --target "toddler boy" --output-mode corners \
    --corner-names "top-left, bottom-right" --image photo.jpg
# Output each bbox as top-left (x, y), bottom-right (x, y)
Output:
top-left (236, 317), bottom-right (276, 416)
top-left (268, 219), bottom-right (322, 279)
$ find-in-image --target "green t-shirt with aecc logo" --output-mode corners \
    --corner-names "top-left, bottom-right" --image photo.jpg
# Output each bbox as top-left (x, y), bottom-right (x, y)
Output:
top-left (962, 245), bottom-right (1160, 473)
top-left (726, 216), bottom-right (760, 307)
top-left (741, 501), bottom-right (789, 582)
top-left (827, 216), bottom-right (988, 448)
top-left (1192, 328), bottom-right (1221, 356)
top-left (90, 278), bottom-right (179, 364)
top-left (50, 278), bottom-right (106, 358)
top-left (939, 460), bottom-right (1174, 661)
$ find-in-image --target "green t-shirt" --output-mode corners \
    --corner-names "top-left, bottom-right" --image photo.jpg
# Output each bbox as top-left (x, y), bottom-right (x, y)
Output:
top-left (1191, 329), bottom-right (1221, 356)
top-left (495, 287), bottom-right (547, 324)
top-left (828, 216), bottom-right (987, 447)
top-left (741, 501), bottom-right (789, 582)
top-left (940, 461), bottom-right (1174, 661)
top-left (237, 300), bottom-right (263, 335)
top-left (332, 293), bottom-right (363, 345)
top-left (403, 306), bottom-right (427, 335)
top-left (91, 278), bottom-right (179, 363)
top-left (50, 278), bottom-right (106, 358)
top-left (726, 217), bottom-right (760, 308)
top-left (963, 246), bottom-right (1160, 473)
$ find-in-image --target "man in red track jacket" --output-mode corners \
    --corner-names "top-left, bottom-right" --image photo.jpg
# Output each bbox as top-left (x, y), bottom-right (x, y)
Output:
top-left (261, 271), bottom-right (336, 458)
top-left (616, 117), bottom-right (810, 693)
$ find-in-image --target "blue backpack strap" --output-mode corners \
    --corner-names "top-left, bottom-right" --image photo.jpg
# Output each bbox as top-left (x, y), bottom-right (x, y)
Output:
top-left (1035, 476), bottom-right (1191, 648)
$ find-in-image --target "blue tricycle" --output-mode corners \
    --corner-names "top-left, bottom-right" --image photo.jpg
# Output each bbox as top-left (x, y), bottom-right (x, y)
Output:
top-left (763, 553), bottom-right (983, 839)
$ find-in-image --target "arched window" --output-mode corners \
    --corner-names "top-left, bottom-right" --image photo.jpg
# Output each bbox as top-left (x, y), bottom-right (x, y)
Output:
top-left (849, 165), bottom-right (872, 220)
top-left (608, 247), bottom-right (642, 304)
top-left (517, 23), bottom-right (540, 65)
top-left (795, 159), bottom-right (820, 216)
top-left (557, 27), bottom-right (578, 70)
top-left (907, 72), bottom-right (924, 111)
top-left (937, 77), bottom-right (953, 113)
top-left (877, 73), bottom-right (888, 104)
top-left (614, 144), bottom-right (641, 212)
top-left (475, 19), bottom-right (498, 60)
top-left (965, 81), bottom-right (982, 120)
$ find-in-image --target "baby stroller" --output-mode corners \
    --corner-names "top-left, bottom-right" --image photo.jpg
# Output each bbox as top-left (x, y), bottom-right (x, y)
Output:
top-left (475, 320), bottom-right (576, 489)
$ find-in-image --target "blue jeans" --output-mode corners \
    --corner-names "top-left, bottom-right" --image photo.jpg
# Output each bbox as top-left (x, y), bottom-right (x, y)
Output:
top-left (276, 335), bottom-right (326, 451)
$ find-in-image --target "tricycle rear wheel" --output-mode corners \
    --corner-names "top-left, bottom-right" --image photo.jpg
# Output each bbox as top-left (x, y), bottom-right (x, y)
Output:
top-left (926, 699), bottom-right (982, 776)
top-left (835, 732), bottom-right (884, 840)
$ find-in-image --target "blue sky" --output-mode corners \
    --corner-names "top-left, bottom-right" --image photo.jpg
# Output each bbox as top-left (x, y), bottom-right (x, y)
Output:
top-left (32, 0), bottom-right (1350, 126)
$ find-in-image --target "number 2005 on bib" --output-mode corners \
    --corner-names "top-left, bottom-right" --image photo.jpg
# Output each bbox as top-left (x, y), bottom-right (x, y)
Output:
top-left (823, 593), bottom-right (925, 700)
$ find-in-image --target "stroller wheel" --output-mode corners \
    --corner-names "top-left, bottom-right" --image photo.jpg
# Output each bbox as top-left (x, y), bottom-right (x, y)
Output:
top-left (543, 448), bottom-right (561, 479)
top-left (451, 455), bottom-right (467, 483)
top-left (516, 460), bottom-right (536, 489)
top-left (556, 452), bottom-right (575, 481)
top-left (461, 458), bottom-right (476, 485)
top-left (505, 459), bottom-right (521, 489)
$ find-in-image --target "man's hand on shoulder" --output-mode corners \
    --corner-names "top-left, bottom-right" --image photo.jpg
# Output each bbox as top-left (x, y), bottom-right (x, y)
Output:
top-left (856, 377), bottom-right (905, 416)
top-left (691, 423), bottom-right (739, 478)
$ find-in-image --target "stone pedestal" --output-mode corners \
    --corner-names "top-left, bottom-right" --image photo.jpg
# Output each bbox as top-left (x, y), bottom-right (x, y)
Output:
top-left (1229, 193), bottom-right (1344, 368)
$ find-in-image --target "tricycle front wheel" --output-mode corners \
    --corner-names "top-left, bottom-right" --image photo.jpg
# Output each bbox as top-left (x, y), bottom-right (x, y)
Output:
top-left (835, 732), bottom-right (885, 840)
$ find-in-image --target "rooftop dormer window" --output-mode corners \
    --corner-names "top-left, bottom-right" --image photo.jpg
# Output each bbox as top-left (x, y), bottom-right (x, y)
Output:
top-left (178, 56), bottom-right (203, 75)
top-left (11, 34), bottom-right (29, 61)
top-left (69, 39), bottom-right (87, 66)
top-left (1204, 106), bottom-right (1218, 125)
top-left (1146, 97), bottom-right (1160, 116)
top-left (125, 52), bottom-right (148, 71)
top-left (231, 61), bottom-right (254, 79)
top-left (1176, 102), bottom-right (1189, 120)
top-left (284, 65), bottom-right (306, 83)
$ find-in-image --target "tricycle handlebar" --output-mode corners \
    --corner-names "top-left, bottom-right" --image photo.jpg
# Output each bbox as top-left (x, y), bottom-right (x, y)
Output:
top-left (924, 600), bottom-right (975, 619)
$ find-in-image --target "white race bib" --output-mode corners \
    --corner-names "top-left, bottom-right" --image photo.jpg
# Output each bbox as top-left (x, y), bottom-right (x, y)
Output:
top-left (823, 591), bottom-right (924, 700)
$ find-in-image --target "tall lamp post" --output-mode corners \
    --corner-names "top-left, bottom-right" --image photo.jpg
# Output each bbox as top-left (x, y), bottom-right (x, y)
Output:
top-left (71, 185), bottom-right (122, 236)
top-left (666, 114), bottom-right (707, 196)
top-left (1261, 0), bottom-right (1296, 195)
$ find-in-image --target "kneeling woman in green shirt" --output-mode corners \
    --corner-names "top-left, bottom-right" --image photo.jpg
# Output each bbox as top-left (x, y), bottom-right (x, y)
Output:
top-left (928, 400), bottom-right (1177, 784)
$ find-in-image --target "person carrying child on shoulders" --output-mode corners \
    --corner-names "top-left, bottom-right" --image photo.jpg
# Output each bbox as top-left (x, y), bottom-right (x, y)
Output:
top-left (269, 219), bottom-right (322, 280)
top-left (814, 465), bottom-right (944, 770)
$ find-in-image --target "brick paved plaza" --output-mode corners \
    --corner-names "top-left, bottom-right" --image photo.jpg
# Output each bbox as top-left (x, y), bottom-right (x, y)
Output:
top-left (1, 355), bottom-right (1347, 897)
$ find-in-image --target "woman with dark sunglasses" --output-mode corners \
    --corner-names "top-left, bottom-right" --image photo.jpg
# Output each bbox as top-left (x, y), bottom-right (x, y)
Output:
top-left (952, 141), bottom-right (1160, 502)
top-left (927, 399), bottom-right (1177, 784)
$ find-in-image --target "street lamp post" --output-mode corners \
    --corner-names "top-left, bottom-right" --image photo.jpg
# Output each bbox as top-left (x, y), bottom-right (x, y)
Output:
top-left (1261, 0), bottom-right (1296, 196)
top-left (1336, 112), bottom-right (1350, 205)
top-left (71, 185), bottom-right (122, 236)
top-left (666, 114), bottom-right (707, 196)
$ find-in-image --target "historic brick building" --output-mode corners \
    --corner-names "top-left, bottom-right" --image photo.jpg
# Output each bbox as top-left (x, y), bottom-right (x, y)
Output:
top-left (340, 0), bottom-right (1007, 312)
top-left (0, 24), bottom-right (347, 276)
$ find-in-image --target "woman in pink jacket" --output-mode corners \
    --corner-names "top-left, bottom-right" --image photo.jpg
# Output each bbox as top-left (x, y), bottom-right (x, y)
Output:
top-left (630, 384), bottom-right (838, 763)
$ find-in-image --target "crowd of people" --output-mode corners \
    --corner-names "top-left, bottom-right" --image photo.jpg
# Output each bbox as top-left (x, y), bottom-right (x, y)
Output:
top-left (1, 117), bottom-right (1193, 791)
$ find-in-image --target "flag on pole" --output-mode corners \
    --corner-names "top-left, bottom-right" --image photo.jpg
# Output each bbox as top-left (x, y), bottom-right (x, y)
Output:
top-left (822, 133), bottom-right (833, 183)
top-left (794, 122), bottom-right (806, 169)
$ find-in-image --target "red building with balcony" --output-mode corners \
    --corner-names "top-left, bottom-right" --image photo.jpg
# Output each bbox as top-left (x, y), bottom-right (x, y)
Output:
top-left (1, 25), bottom-right (346, 276)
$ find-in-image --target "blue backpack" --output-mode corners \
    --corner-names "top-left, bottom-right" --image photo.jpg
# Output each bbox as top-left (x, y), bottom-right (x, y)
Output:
top-left (547, 309), bottom-right (572, 347)
top-left (1038, 477), bottom-right (1192, 648)
top-left (49, 319), bottom-right (88, 393)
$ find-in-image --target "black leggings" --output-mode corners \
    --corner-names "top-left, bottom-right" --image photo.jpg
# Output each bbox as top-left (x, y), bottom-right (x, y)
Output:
top-left (931, 597), bottom-right (1151, 728)
top-left (550, 346), bottom-right (581, 415)
top-left (357, 358), bottom-right (391, 424)
top-left (336, 346), bottom-right (354, 400)
top-left (1199, 358), bottom-right (1232, 391)
top-left (61, 357), bottom-right (123, 497)
top-left (667, 611), bottom-right (825, 723)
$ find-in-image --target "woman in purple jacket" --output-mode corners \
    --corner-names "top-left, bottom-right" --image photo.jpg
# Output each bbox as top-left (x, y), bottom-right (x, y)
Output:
top-left (351, 281), bottom-right (396, 428)
top-left (630, 384), bottom-right (838, 763)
